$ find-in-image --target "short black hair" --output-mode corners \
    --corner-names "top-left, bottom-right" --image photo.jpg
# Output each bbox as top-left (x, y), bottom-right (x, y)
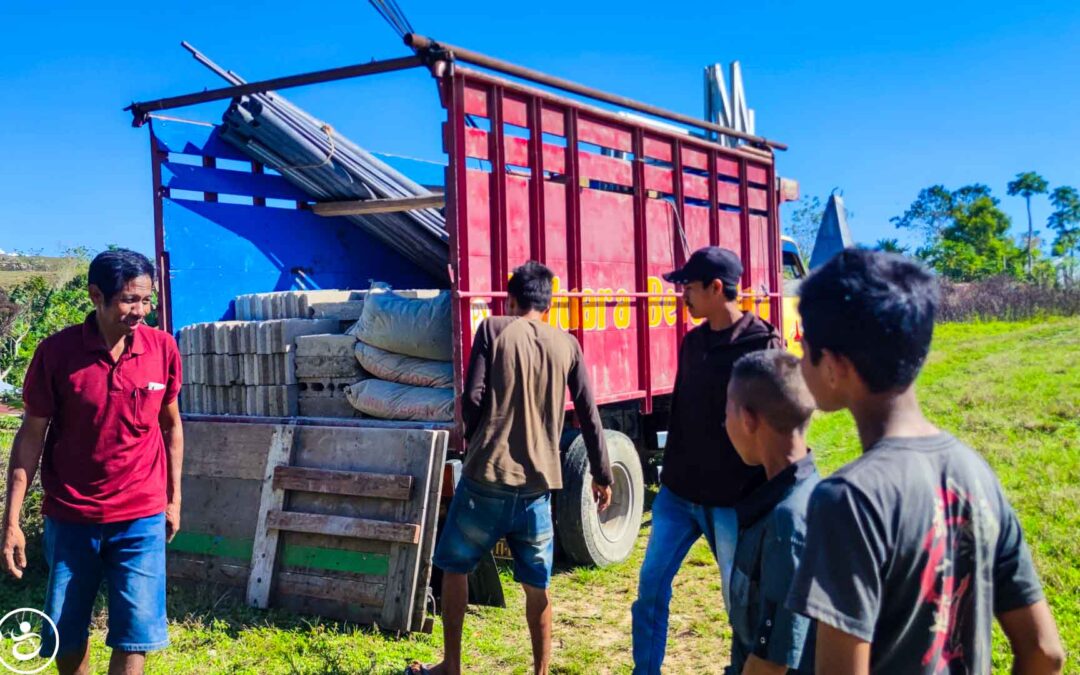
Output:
top-left (722, 283), bottom-right (738, 302)
top-left (508, 261), bottom-right (554, 312)
top-left (88, 249), bottom-right (155, 304)
top-left (730, 350), bottom-right (816, 433)
top-left (798, 248), bottom-right (938, 393)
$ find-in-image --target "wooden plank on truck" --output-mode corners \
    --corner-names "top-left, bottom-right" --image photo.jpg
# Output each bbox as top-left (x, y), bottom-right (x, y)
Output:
top-left (245, 422), bottom-right (297, 609)
top-left (272, 466), bottom-right (414, 500)
top-left (266, 510), bottom-right (421, 544)
top-left (311, 194), bottom-right (445, 217)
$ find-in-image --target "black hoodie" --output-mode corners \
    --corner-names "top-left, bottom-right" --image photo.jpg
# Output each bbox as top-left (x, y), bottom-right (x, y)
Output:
top-left (660, 312), bottom-right (782, 507)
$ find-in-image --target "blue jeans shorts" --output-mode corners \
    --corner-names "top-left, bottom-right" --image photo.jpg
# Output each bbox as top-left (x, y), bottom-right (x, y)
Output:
top-left (433, 478), bottom-right (555, 589)
top-left (42, 513), bottom-right (169, 655)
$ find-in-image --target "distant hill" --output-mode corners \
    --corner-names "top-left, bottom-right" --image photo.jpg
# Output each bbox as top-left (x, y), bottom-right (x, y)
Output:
top-left (0, 254), bottom-right (83, 290)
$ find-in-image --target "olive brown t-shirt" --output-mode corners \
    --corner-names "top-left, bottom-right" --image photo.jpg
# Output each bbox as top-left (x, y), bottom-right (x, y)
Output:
top-left (461, 316), bottom-right (612, 491)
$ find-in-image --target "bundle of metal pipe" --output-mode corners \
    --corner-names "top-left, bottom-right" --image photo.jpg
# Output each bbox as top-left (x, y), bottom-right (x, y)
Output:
top-left (189, 45), bottom-right (449, 281)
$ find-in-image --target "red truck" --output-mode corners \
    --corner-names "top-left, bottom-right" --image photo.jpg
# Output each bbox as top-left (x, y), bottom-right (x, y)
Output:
top-left (129, 35), bottom-right (796, 631)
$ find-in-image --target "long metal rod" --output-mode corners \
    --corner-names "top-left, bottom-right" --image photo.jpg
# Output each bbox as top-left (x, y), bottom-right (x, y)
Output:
top-left (126, 54), bottom-right (423, 126)
top-left (405, 33), bottom-right (786, 151)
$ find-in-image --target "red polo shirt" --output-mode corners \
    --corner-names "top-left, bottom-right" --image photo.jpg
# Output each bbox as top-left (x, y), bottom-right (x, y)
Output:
top-left (22, 313), bottom-right (182, 523)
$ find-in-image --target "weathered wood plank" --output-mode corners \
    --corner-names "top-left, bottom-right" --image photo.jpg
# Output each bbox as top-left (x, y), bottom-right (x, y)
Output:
top-left (410, 430), bottom-right (450, 632)
top-left (245, 423), bottom-right (297, 609)
top-left (168, 553), bottom-right (250, 588)
top-left (182, 421), bottom-right (278, 480)
top-left (272, 466), bottom-right (413, 500)
top-left (385, 430), bottom-right (447, 631)
top-left (179, 477), bottom-right (263, 540)
top-left (266, 510), bottom-right (420, 545)
top-left (274, 570), bottom-right (385, 607)
top-left (311, 194), bottom-right (445, 217)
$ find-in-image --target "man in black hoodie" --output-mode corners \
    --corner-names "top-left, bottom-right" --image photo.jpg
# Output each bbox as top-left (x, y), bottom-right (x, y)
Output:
top-left (631, 247), bottom-right (782, 674)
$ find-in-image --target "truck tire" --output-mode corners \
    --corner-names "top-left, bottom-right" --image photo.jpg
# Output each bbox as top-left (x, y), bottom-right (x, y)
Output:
top-left (556, 430), bottom-right (644, 567)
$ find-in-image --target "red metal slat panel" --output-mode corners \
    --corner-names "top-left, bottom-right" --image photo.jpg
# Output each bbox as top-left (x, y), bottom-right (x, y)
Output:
top-left (488, 85), bottom-right (509, 315)
top-left (447, 76), bottom-right (473, 441)
top-left (642, 134), bottom-right (673, 162)
top-left (631, 129), bottom-right (653, 413)
top-left (541, 104), bottom-right (565, 136)
top-left (527, 96), bottom-right (547, 264)
top-left (564, 108), bottom-right (585, 347)
top-left (643, 165), bottom-right (673, 194)
top-left (747, 164), bottom-right (768, 186)
top-left (717, 156), bottom-right (740, 179)
top-left (717, 180), bottom-right (741, 208)
top-left (718, 210), bottom-right (742, 254)
top-left (707, 151), bottom-right (720, 247)
top-left (682, 172), bottom-right (710, 201)
top-left (502, 93), bottom-right (528, 128)
top-left (462, 127), bottom-right (566, 172)
top-left (680, 146), bottom-right (708, 171)
top-left (578, 152), bottom-right (633, 187)
top-left (748, 187), bottom-right (768, 212)
top-left (684, 203), bottom-right (711, 252)
top-left (506, 175), bottom-right (532, 265)
top-left (464, 82), bottom-right (488, 117)
top-left (577, 116), bottom-right (633, 152)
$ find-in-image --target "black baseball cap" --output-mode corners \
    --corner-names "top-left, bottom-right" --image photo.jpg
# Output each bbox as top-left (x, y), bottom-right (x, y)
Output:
top-left (663, 246), bottom-right (743, 286)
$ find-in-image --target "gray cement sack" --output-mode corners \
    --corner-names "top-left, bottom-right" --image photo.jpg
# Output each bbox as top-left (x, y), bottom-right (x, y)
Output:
top-left (345, 379), bottom-right (454, 421)
top-left (353, 290), bottom-right (452, 361)
top-left (354, 342), bottom-right (453, 389)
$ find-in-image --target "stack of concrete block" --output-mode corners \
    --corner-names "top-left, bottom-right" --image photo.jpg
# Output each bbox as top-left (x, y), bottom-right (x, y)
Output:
top-left (234, 289), bottom-right (441, 334)
top-left (178, 318), bottom-right (336, 416)
top-left (294, 333), bottom-right (366, 418)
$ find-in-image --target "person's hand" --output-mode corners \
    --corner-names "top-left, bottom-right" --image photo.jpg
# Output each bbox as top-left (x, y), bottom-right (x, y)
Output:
top-left (2, 524), bottom-right (27, 580)
top-left (165, 501), bottom-right (181, 543)
top-left (592, 481), bottom-right (612, 513)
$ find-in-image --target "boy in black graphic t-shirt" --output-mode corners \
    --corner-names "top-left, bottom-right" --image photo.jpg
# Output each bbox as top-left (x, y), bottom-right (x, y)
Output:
top-left (786, 249), bottom-right (1065, 674)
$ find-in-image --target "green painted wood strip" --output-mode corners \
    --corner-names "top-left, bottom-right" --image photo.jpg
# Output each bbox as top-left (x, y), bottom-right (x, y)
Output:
top-left (168, 532), bottom-right (254, 559)
top-left (281, 545), bottom-right (390, 576)
top-left (167, 532), bottom-right (390, 576)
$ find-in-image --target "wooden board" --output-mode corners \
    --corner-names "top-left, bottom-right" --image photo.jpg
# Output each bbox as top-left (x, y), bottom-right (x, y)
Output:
top-left (266, 510), bottom-right (420, 545)
top-left (245, 423), bottom-right (297, 609)
top-left (172, 419), bottom-right (448, 633)
top-left (273, 466), bottom-right (413, 500)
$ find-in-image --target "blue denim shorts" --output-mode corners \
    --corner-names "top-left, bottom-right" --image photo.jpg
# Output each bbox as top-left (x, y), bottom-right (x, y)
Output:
top-left (42, 513), bottom-right (169, 655)
top-left (433, 478), bottom-right (555, 589)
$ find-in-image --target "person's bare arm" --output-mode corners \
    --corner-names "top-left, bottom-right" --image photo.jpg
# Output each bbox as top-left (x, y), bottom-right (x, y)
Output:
top-left (2, 415), bottom-right (49, 579)
top-left (160, 400), bottom-right (184, 543)
top-left (740, 654), bottom-right (787, 675)
top-left (998, 601), bottom-right (1065, 675)
top-left (815, 623), bottom-right (871, 675)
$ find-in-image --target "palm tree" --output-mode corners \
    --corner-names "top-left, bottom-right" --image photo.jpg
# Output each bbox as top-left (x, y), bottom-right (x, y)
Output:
top-left (875, 238), bottom-right (909, 255)
top-left (1007, 171), bottom-right (1049, 275)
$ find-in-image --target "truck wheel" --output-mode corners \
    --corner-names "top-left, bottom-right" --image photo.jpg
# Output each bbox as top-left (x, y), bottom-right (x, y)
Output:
top-left (556, 430), bottom-right (644, 567)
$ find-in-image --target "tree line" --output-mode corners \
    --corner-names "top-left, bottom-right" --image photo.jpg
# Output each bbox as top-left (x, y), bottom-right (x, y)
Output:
top-left (884, 173), bottom-right (1079, 285)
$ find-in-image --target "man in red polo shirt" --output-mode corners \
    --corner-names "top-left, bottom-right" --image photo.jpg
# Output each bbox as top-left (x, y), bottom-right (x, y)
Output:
top-left (2, 248), bottom-right (183, 675)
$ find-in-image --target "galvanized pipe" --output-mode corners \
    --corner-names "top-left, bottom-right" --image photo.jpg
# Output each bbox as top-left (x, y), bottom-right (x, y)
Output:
top-left (126, 54), bottom-right (424, 126)
top-left (405, 33), bottom-right (787, 151)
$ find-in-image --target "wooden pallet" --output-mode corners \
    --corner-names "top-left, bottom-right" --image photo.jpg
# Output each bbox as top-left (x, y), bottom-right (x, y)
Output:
top-left (169, 418), bottom-right (448, 632)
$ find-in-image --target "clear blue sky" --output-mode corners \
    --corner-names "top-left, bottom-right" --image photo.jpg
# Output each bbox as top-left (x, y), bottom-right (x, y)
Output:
top-left (2, 0), bottom-right (1078, 257)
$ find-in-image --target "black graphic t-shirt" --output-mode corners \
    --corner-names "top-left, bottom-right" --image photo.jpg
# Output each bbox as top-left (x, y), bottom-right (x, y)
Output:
top-left (786, 434), bottom-right (1044, 674)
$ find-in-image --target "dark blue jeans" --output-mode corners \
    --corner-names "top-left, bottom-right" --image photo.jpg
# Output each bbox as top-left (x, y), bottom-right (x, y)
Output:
top-left (631, 486), bottom-right (738, 674)
top-left (42, 513), bottom-right (169, 656)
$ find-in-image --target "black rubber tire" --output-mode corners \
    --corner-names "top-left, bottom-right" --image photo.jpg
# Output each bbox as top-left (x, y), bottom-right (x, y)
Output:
top-left (555, 429), bottom-right (644, 567)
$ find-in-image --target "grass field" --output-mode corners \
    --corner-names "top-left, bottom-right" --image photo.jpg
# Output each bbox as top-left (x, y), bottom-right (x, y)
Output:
top-left (1, 318), bottom-right (1077, 674)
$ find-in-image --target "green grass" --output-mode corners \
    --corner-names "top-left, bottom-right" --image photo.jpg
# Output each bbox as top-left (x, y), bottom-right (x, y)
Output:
top-left (0, 318), bottom-right (1077, 673)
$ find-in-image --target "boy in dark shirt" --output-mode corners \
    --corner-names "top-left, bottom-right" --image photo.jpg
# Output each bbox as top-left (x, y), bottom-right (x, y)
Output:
top-left (786, 249), bottom-right (1064, 674)
top-left (724, 350), bottom-right (819, 674)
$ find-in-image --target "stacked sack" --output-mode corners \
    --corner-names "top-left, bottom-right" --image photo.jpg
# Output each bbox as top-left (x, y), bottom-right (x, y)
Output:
top-left (346, 290), bottom-right (455, 422)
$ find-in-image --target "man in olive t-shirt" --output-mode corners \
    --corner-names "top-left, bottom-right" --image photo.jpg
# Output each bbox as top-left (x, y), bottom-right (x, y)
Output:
top-left (415, 261), bottom-right (613, 675)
